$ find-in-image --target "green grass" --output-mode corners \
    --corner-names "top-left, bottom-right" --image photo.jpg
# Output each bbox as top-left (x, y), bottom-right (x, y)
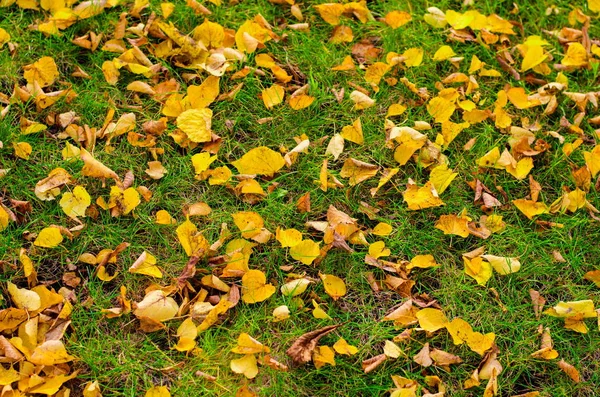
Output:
top-left (1, 0), bottom-right (600, 396)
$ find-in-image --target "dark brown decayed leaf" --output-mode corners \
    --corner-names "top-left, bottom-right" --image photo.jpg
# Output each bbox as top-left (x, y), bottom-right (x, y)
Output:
top-left (286, 324), bottom-right (341, 364)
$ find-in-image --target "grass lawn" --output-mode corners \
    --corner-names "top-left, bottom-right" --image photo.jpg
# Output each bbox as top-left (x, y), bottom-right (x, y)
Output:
top-left (1, 0), bottom-right (600, 396)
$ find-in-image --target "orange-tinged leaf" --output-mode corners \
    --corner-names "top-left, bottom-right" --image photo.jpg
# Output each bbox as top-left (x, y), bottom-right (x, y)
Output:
top-left (60, 185), bottom-right (91, 218)
top-left (232, 146), bottom-right (285, 176)
top-left (332, 55), bottom-right (355, 71)
top-left (289, 239), bottom-right (320, 265)
top-left (261, 84), bottom-right (285, 109)
top-left (34, 226), bottom-right (63, 248)
top-left (330, 25), bottom-right (353, 43)
top-left (384, 10), bottom-right (411, 28)
top-left (241, 269), bottom-right (275, 303)
top-left (320, 273), bottom-right (346, 300)
top-left (364, 62), bottom-right (390, 85)
top-left (289, 94), bottom-right (315, 110)
top-left (407, 254), bottom-right (438, 269)
top-left (30, 340), bottom-right (76, 366)
top-left (315, 3), bottom-right (345, 25)
top-left (81, 148), bottom-right (120, 181)
top-left (558, 359), bottom-right (581, 383)
top-left (584, 270), bottom-right (600, 287)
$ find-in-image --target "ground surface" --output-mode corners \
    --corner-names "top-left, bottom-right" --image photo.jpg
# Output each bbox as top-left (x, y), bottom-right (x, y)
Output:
top-left (0, 0), bottom-right (600, 396)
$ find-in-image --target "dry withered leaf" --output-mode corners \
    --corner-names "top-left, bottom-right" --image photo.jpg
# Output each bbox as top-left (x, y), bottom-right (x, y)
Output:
top-left (286, 324), bottom-right (341, 364)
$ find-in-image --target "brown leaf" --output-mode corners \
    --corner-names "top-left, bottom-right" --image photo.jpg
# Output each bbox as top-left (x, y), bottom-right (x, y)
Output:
top-left (286, 324), bottom-right (341, 364)
top-left (362, 353), bottom-right (387, 373)
top-left (529, 289), bottom-right (546, 319)
top-left (558, 359), bottom-right (581, 383)
top-left (177, 255), bottom-right (200, 290)
top-left (413, 343), bottom-right (432, 367)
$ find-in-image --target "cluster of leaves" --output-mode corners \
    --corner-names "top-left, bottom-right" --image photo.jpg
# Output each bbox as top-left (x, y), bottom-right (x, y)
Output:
top-left (0, 0), bottom-right (600, 396)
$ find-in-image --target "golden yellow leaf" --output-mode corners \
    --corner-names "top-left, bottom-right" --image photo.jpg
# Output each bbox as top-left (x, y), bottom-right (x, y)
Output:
top-left (34, 226), bottom-right (63, 248)
top-left (231, 333), bottom-right (270, 354)
top-left (364, 62), bottom-right (390, 85)
top-left (231, 354), bottom-right (259, 378)
top-left (583, 145), bottom-right (600, 177)
top-left (392, 127), bottom-right (427, 165)
top-left (261, 84), bottom-right (285, 109)
top-left (521, 44), bottom-right (547, 72)
top-left (561, 43), bottom-right (587, 68)
top-left (482, 255), bottom-right (521, 275)
top-left (478, 147), bottom-right (502, 168)
top-left (28, 372), bottom-right (78, 395)
top-left (13, 142), bottom-right (32, 160)
top-left (330, 25), bottom-right (353, 44)
top-left (276, 227), bottom-right (302, 247)
top-left (464, 256), bottom-right (492, 285)
top-left (312, 299), bottom-right (331, 319)
top-left (416, 308), bottom-right (448, 332)
top-left (289, 239), bottom-right (320, 265)
top-left (289, 94), bottom-right (315, 110)
top-left (145, 385), bottom-right (171, 397)
top-left (80, 148), bottom-right (119, 181)
top-left (331, 55), bottom-right (355, 71)
top-left (176, 109), bottom-right (213, 143)
top-left (403, 180), bottom-right (445, 210)
top-left (340, 158), bottom-right (378, 186)
top-left (235, 20), bottom-right (271, 53)
top-left (176, 218), bottom-right (209, 256)
top-left (383, 340), bottom-right (403, 358)
top-left (427, 96), bottom-right (455, 123)
top-left (313, 345), bottom-right (336, 369)
top-left (174, 318), bottom-right (197, 352)
top-left (134, 290), bottom-right (178, 322)
top-left (315, 3), bottom-right (345, 25)
top-left (340, 118), bottom-right (363, 145)
top-left (0, 28), bottom-right (10, 48)
top-left (407, 254), bottom-right (438, 270)
top-left (433, 45), bottom-right (455, 61)
top-left (544, 300), bottom-right (596, 318)
top-left (29, 340), bottom-right (76, 366)
top-left (129, 251), bottom-right (162, 278)
top-left (232, 211), bottom-right (264, 238)
top-left (102, 60), bottom-right (120, 85)
top-left (187, 76), bottom-right (220, 109)
top-left (384, 10), bottom-right (412, 28)
top-left (435, 213), bottom-right (470, 237)
top-left (60, 185), bottom-right (91, 218)
top-left (23, 56), bottom-right (59, 87)
top-left (232, 146), bottom-right (285, 176)
top-left (513, 199), bottom-right (549, 220)
top-left (108, 186), bottom-right (140, 215)
top-left (429, 164), bottom-right (457, 194)
top-left (372, 222), bottom-right (392, 236)
top-left (584, 270), bottom-right (600, 287)
top-left (507, 87), bottom-right (541, 109)
top-left (484, 214), bottom-right (506, 233)
top-left (241, 269), bottom-right (276, 304)
top-left (7, 282), bottom-right (41, 311)
top-left (156, 210), bottom-right (176, 225)
top-left (280, 278), bottom-right (311, 296)
top-left (0, 206), bottom-right (9, 231)
top-left (320, 273), bottom-right (346, 300)
top-left (402, 48), bottom-right (423, 67)
top-left (333, 338), bottom-right (358, 355)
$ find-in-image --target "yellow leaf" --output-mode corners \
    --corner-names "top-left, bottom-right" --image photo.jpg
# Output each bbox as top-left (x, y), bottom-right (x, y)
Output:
top-left (429, 164), bottom-right (457, 194)
top-left (544, 300), bottom-right (596, 318)
top-left (232, 211), bottom-right (264, 238)
top-left (583, 145), bottom-right (600, 177)
top-left (392, 127), bottom-right (427, 165)
top-left (340, 158), bottom-right (378, 186)
top-left (7, 282), bottom-right (41, 311)
top-left (435, 214), bottom-right (470, 238)
top-left (289, 94), bottom-right (315, 110)
top-left (28, 372), bottom-right (78, 395)
top-left (402, 48), bottom-right (423, 67)
top-left (289, 239), bottom-right (320, 265)
top-left (433, 45), bottom-right (455, 61)
top-left (368, 241), bottom-right (390, 259)
top-left (281, 278), bottom-right (311, 296)
top-left (13, 142), bottom-right (32, 160)
top-left (261, 84), bottom-right (285, 109)
top-left (464, 256), bottom-right (492, 285)
top-left (235, 20), bottom-right (271, 53)
top-left (80, 148), bottom-right (119, 181)
top-left (231, 333), bottom-right (270, 354)
top-left (191, 152), bottom-right (217, 177)
top-left (364, 62), bottom-right (390, 85)
top-left (407, 254), bottom-right (438, 270)
top-left (0, 206), bottom-right (9, 231)
top-left (315, 3), bottom-right (345, 25)
top-left (176, 219), bottom-right (209, 256)
top-left (590, 0), bottom-right (600, 12)
top-left (231, 354), bottom-right (259, 378)
top-left (507, 87), bottom-right (541, 109)
top-left (60, 185), bottom-right (91, 218)
top-left (176, 109), bottom-right (213, 143)
top-left (187, 76), bottom-right (220, 109)
top-left (478, 147), bottom-right (502, 168)
top-left (403, 180), bottom-right (445, 210)
top-left (23, 56), bottom-right (59, 87)
top-left (134, 290), bottom-right (178, 322)
top-left (129, 251), bottom-right (162, 278)
top-left (372, 222), bottom-right (392, 236)
top-left (29, 340), bottom-right (76, 366)
top-left (34, 226), bottom-right (63, 248)
top-left (416, 308), bottom-right (448, 332)
top-left (384, 10), bottom-right (412, 28)
top-left (320, 273), bottom-right (346, 300)
top-left (521, 44), bottom-right (547, 72)
top-left (561, 43), bottom-right (587, 68)
top-left (145, 386), bottom-right (171, 397)
top-left (156, 210), bottom-right (176, 225)
top-left (0, 28), bottom-right (10, 48)
top-left (232, 146), bottom-right (285, 176)
top-left (241, 269), bottom-right (275, 304)
top-left (108, 186), bottom-right (140, 215)
top-left (160, 2), bottom-right (175, 18)
top-left (333, 338), bottom-right (358, 355)
top-left (440, 121), bottom-right (470, 147)
top-left (331, 55), bottom-right (355, 71)
top-left (350, 90), bottom-right (375, 110)
top-left (340, 118), bottom-right (363, 144)
top-left (312, 299), bottom-right (331, 319)
top-left (273, 305), bottom-right (290, 322)
top-left (383, 340), bottom-right (403, 358)
top-left (482, 255), bottom-right (521, 275)
top-left (330, 25), bottom-right (353, 44)
top-left (427, 96), bottom-right (455, 123)
top-left (513, 199), bottom-right (549, 220)
top-left (276, 227), bottom-right (302, 247)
